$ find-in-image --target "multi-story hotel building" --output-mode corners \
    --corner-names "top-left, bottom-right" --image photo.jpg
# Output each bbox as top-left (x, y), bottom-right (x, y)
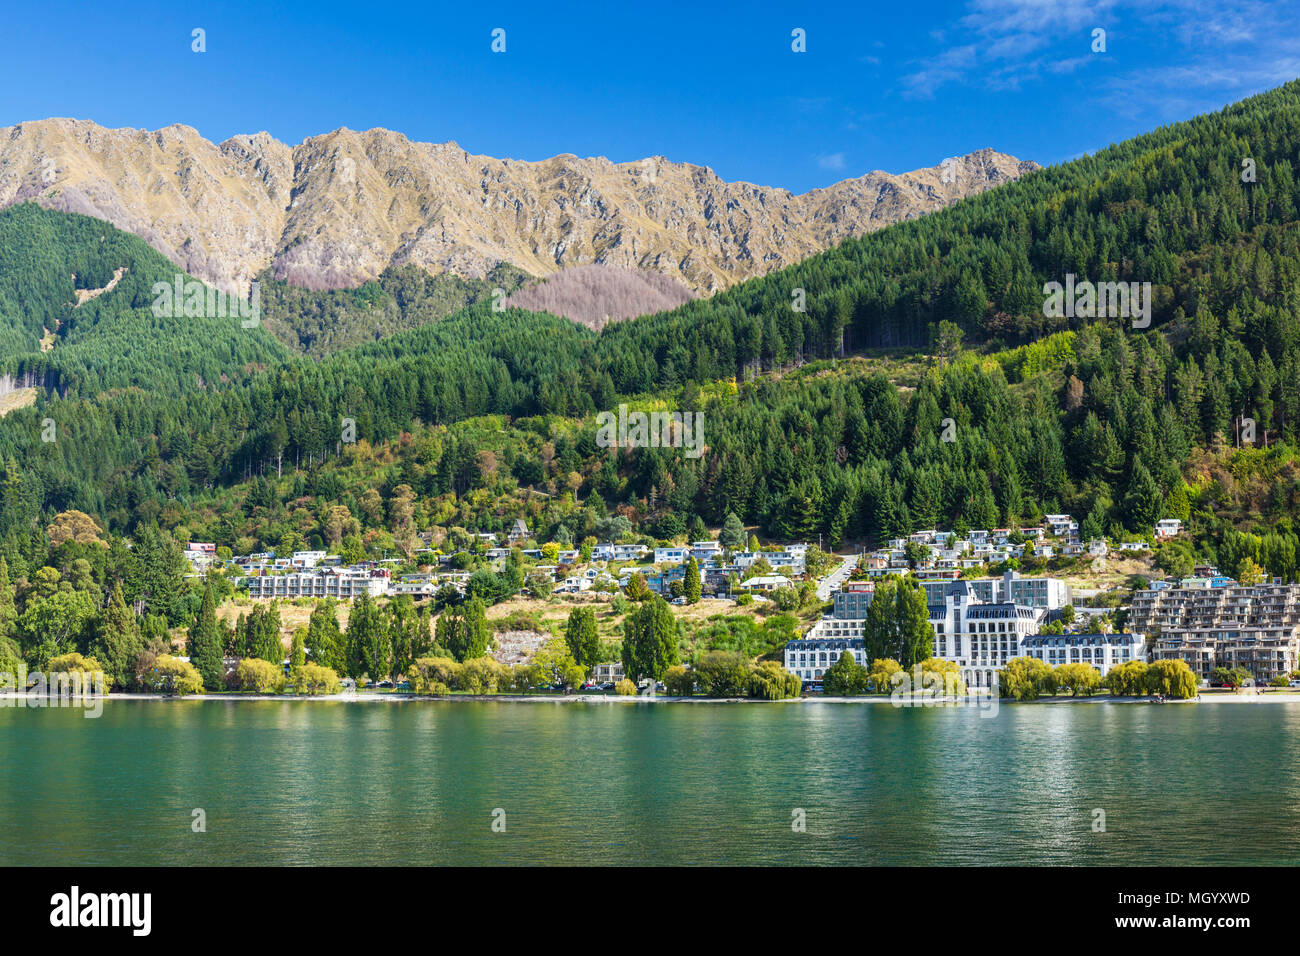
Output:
top-left (244, 568), bottom-right (390, 600)
top-left (1129, 583), bottom-right (1300, 682)
top-left (784, 638), bottom-right (868, 683)
top-left (919, 570), bottom-right (1072, 610)
top-left (1021, 633), bottom-right (1146, 676)
top-left (929, 582), bottom-right (1041, 689)
top-left (805, 580), bottom-right (1044, 689)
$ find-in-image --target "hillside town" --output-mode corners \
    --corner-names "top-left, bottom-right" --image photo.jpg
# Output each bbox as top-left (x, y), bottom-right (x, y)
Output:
top-left (172, 510), bottom-right (1300, 698)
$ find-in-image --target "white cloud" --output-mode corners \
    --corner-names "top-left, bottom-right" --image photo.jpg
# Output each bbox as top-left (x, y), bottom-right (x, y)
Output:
top-left (818, 152), bottom-right (847, 171)
top-left (898, 0), bottom-right (1299, 99)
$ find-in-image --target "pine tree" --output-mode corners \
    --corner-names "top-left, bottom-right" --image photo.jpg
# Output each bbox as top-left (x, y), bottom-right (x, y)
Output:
top-left (0, 557), bottom-right (15, 641)
top-left (1123, 460), bottom-right (1164, 531)
top-left (683, 557), bottom-right (702, 604)
top-left (254, 603), bottom-right (284, 665)
top-left (187, 578), bottom-right (224, 690)
top-left (719, 512), bottom-right (746, 550)
top-left (94, 582), bottom-right (143, 691)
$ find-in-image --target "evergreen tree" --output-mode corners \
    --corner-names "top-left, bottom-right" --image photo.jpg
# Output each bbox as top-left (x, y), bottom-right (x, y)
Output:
top-left (305, 599), bottom-right (345, 672)
top-left (621, 596), bottom-right (679, 682)
top-left (93, 582), bottom-right (143, 691)
top-left (564, 607), bottom-right (600, 669)
top-left (345, 592), bottom-right (382, 678)
top-left (187, 578), bottom-right (224, 690)
top-left (719, 512), bottom-right (746, 550)
top-left (0, 557), bottom-right (15, 641)
top-left (683, 557), bottom-right (702, 604)
top-left (1123, 460), bottom-right (1164, 531)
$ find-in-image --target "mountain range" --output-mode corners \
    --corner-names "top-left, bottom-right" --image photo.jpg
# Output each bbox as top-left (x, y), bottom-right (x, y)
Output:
top-left (0, 118), bottom-right (1037, 301)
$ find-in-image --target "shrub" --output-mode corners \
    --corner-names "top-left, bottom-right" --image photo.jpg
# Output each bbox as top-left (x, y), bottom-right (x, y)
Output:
top-left (747, 661), bottom-right (802, 700)
top-left (1104, 660), bottom-right (1149, 696)
top-left (822, 652), bottom-right (868, 696)
top-left (409, 656), bottom-right (463, 692)
top-left (692, 650), bottom-right (752, 698)
top-left (1144, 659), bottom-right (1199, 699)
top-left (459, 657), bottom-right (508, 694)
top-left (867, 658), bottom-right (902, 693)
top-left (236, 657), bottom-right (284, 694)
top-left (138, 655), bottom-right (205, 696)
top-left (1054, 662), bottom-right (1102, 697)
top-left (45, 652), bottom-right (115, 692)
top-left (614, 678), bottom-right (637, 696)
top-left (663, 664), bottom-right (695, 696)
top-left (997, 656), bottom-right (1057, 700)
top-left (293, 663), bottom-right (342, 695)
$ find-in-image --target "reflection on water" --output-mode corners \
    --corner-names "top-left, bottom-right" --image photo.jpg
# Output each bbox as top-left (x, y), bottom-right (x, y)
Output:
top-left (1, 699), bottom-right (1298, 865)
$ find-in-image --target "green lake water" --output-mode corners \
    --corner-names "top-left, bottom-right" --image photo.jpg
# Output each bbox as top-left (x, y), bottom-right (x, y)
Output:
top-left (2, 699), bottom-right (1298, 865)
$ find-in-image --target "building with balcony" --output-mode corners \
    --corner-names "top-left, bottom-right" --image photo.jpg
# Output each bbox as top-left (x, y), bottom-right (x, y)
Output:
top-left (784, 638), bottom-right (867, 683)
top-left (1022, 633), bottom-right (1146, 676)
top-left (1130, 583), bottom-right (1300, 682)
top-left (244, 568), bottom-right (390, 600)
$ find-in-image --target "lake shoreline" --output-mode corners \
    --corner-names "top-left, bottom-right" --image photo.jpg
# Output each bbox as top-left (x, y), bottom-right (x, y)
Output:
top-left (5, 690), bottom-right (1299, 705)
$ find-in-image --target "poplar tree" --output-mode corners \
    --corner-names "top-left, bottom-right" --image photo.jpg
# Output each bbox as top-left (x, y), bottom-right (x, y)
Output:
top-left (305, 599), bottom-right (345, 673)
top-left (564, 607), bottom-right (600, 669)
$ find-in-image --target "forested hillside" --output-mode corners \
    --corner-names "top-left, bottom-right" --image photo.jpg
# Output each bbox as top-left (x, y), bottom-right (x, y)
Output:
top-left (2, 81), bottom-right (1300, 580)
top-left (0, 203), bottom-right (290, 396)
top-left (258, 262), bottom-right (529, 356)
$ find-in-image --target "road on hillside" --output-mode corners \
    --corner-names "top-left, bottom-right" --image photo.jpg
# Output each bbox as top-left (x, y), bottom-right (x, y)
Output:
top-left (816, 555), bottom-right (857, 601)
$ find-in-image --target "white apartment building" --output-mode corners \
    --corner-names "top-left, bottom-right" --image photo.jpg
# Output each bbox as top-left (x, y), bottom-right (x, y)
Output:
top-left (592, 543), bottom-right (649, 562)
top-left (930, 582), bottom-right (1042, 689)
top-left (919, 571), bottom-right (1071, 611)
top-left (784, 638), bottom-right (868, 683)
top-left (245, 569), bottom-right (389, 599)
top-left (1131, 582), bottom-right (1300, 682)
top-left (806, 579), bottom-right (1044, 689)
top-left (733, 550), bottom-right (806, 574)
top-left (1022, 633), bottom-right (1146, 676)
top-left (592, 662), bottom-right (626, 683)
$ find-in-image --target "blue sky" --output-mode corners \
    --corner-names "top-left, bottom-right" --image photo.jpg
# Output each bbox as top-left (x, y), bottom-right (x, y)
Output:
top-left (2, 0), bottom-right (1298, 192)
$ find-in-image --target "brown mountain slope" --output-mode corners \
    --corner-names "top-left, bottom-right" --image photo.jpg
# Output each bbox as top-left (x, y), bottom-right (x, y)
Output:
top-left (0, 118), bottom-right (1039, 297)
top-left (505, 264), bottom-right (696, 331)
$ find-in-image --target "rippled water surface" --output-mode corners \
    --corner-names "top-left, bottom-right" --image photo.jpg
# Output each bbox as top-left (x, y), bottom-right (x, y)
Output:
top-left (2, 699), bottom-right (1298, 865)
